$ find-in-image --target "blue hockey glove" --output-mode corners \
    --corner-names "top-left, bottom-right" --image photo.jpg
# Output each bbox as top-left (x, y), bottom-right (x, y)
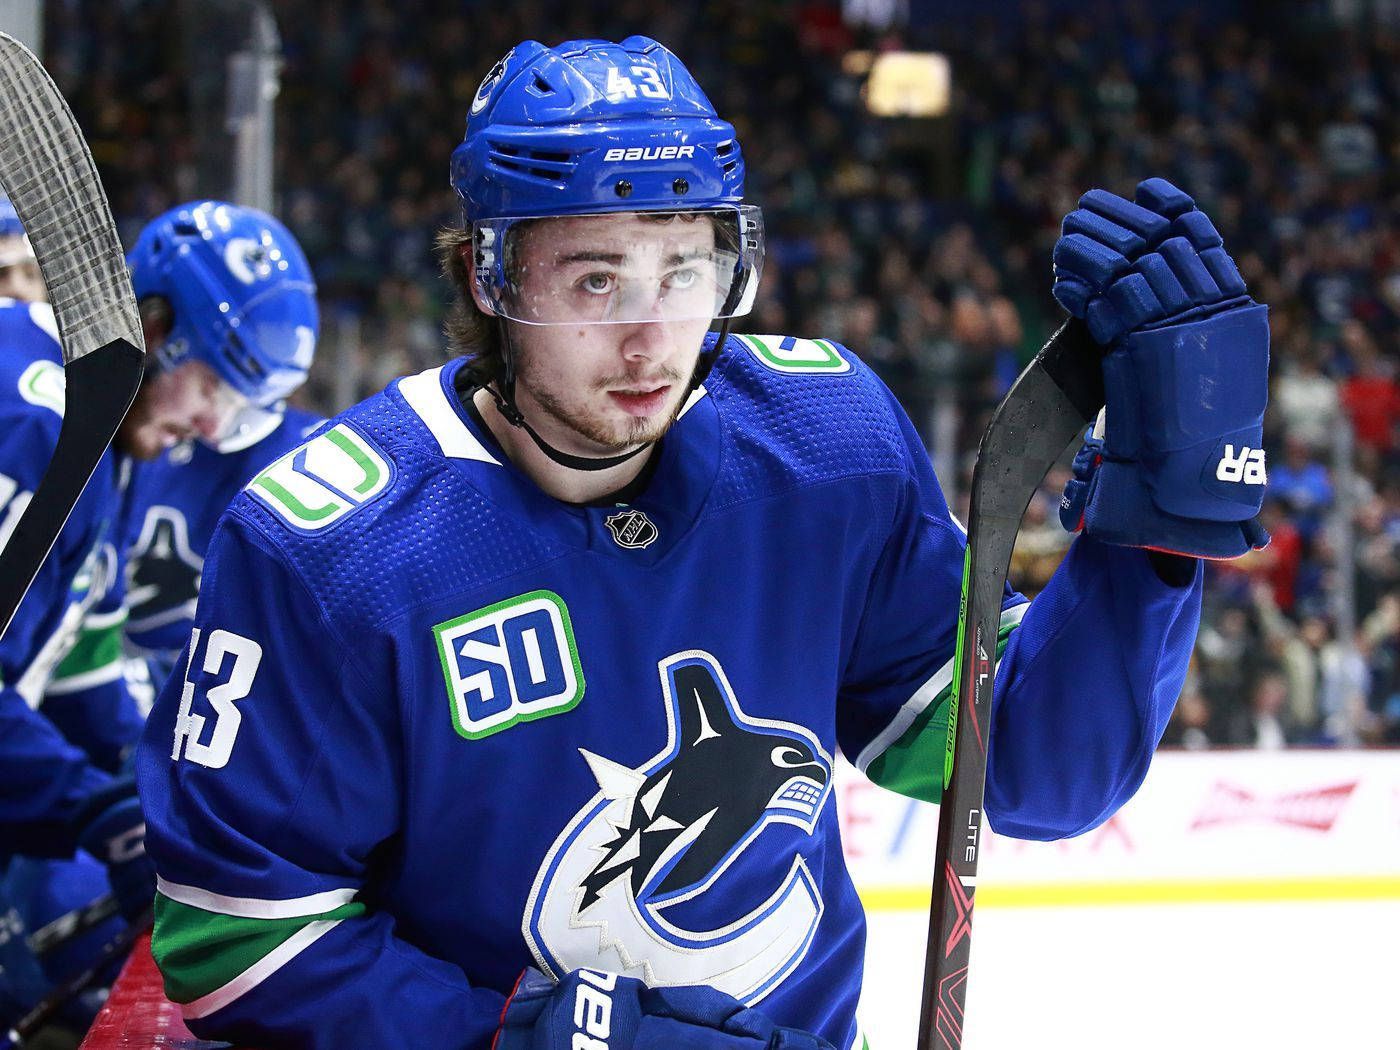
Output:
top-left (493, 968), bottom-right (835, 1050)
top-left (69, 780), bottom-right (155, 921)
top-left (1051, 177), bottom-right (1270, 559)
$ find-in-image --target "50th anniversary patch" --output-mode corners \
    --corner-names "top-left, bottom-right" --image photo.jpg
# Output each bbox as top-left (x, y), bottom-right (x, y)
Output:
top-left (433, 590), bottom-right (585, 740)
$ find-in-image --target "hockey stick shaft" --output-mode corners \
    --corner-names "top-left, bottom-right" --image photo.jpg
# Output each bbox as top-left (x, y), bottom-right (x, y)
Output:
top-left (0, 31), bottom-right (145, 640)
top-left (26, 891), bottom-right (119, 959)
top-left (0, 341), bottom-right (143, 639)
top-left (4, 906), bottom-right (153, 1048)
top-left (916, 318), bottom-right (1104, 1050)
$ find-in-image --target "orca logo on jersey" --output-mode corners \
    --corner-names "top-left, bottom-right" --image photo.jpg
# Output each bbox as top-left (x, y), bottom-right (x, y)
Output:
top-left (126, 506), bottom-right (203, 633)
top-left (524, 650), bottom-right (832, 1005)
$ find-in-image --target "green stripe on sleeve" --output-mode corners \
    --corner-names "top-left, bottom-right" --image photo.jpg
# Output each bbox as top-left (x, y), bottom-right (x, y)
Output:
top-left (50, 615), bottom-right (126, 682)
top-left (152, 891), bottom-right (365, 1004)
top-left (865, 619), bottom-right (1019, 804)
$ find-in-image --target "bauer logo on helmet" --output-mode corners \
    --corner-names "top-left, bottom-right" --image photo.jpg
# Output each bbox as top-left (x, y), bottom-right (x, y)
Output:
top-left (601, 145), bottom-right (695, 163)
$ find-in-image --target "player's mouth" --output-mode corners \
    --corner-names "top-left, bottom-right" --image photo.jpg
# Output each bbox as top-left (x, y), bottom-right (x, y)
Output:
top-left (608, 384), bottom-right (671, 417)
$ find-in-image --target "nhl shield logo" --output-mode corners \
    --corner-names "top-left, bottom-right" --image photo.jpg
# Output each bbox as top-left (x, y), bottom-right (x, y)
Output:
top-left (605, 508), bottom-right (658, 550)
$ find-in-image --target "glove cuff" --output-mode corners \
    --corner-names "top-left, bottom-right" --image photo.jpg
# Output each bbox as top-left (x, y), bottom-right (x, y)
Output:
top-left (1085, 461), bottom-right (1270, 559)
top-left (66, 776), bottom-right (136, 840)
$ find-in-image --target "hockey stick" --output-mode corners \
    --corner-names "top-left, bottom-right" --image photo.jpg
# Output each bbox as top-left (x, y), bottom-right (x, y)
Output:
top-left (3, 905), bottom-right (153, 1049)
top-left (916, 317), bottom-right (1105, 1050)
top-left (0, 32), bottom-right (145, 641)
top-left (26, 892), bottom-right (118, 959)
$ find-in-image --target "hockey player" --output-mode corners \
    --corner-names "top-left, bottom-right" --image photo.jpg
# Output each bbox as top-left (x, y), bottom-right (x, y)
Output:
top-left (120, 202), bottom-right (322, 688)
top-left (0, 195), bottom-right (43, 303)
top-left (122, 403), bottom-right (324, 690)
top-left (137, 38), bottom-right (1268, 1050)
top-left (0, 201), bottom-right (318, 1031)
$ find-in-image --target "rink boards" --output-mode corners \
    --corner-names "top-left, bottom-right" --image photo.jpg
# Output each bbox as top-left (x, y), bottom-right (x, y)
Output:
top-left (82, 750), bottom-right (1398, 1048)
top-left (838, 748), bottom-right (1400, 910)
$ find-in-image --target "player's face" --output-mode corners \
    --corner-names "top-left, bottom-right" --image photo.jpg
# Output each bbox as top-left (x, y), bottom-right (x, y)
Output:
top-left (0, 240), bottom-right (44, 302)
top-left (503, 214), bottom-right (715, 452)
top-left (118, 360), bottom-right (245, 460)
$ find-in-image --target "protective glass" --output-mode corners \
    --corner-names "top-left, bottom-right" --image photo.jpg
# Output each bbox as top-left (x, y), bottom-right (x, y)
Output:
top-left (202, 377), bottom-right (269, 448)
top-left (208, 398), bottom-right (284, 452)
top-left (473, 205), bottom-right (763, 326)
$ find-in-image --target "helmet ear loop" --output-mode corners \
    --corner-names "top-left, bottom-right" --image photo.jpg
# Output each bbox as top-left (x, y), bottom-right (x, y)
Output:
top-left (484, 313), bottom-right (649, 474)
top-left (691, 256), bottom-right (751, 390)
top-left (691, 316), bottom-right (732, 390)
top-left (473, 222), bottom-right (527, 429)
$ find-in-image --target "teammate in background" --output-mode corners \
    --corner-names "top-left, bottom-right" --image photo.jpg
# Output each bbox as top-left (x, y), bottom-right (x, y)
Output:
top-left (122, 375), bottom-right (323, 692)
top-left (122, 403), bottom-right (324, 690)
top-left (138, 38), bottom-right (1268, 1050)
top-left (0, 195), bottom-right (44, 303)
top-left (0, 200), bottom-right (318, 1035)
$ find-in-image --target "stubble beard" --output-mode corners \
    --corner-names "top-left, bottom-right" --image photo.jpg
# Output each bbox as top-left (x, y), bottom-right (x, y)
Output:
top-left (528, 381), bottom-right (680, 451)
top-left (517, 361), bottom-right (693, 453)
top-left (115, 407), bottom-right (162, 461)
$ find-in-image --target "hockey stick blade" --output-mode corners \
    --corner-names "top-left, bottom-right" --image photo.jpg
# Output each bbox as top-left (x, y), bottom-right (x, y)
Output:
top-left (916, 317), bottom-right (1104, 1050)
top-left (0, 32), bottom-right (145, 640)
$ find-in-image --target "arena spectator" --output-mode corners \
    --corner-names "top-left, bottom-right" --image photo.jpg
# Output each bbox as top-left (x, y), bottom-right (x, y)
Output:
top-left (40, 0), bottom-right (1400, 749)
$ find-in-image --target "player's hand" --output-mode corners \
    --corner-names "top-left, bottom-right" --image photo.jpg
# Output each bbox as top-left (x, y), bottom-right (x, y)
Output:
top-left (70, 779), bottom-right (155, 921)
top-left (493, 968), bottom-right (835, 1050)
top-left (1050, 177), bottom-right (1270, 560)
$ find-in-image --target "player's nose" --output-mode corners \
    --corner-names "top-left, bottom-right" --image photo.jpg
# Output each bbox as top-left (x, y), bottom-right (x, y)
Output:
top-left (618, 317), bottom-right (668, 361)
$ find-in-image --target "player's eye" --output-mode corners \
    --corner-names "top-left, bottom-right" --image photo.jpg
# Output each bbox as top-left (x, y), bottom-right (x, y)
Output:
top-left (579, 272), bottom-right (615, 295)
top-left (664, 267), bottom-right (701, 291)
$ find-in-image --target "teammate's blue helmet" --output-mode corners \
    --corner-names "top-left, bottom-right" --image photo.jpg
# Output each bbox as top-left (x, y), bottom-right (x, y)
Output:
top-left (0, 194), bottom-right (23, 238)
top-left (0, 193), bottom-right (35, 268)
top-left (127, 201), bottom-right (318, 408)
top-left (451, 37), bottom-right (762, 326)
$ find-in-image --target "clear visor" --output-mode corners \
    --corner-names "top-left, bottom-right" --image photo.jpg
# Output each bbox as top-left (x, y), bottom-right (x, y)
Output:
top-left (208, 398), bottom-right (284, 452)
top-left (201, 378), bottom-right (280, 451)
top-left (474, 205), bottom-right (763, 326)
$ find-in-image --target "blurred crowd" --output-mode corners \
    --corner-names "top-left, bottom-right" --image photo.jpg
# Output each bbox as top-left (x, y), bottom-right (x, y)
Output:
top-left (38, 0), bottom-right (1400, 748)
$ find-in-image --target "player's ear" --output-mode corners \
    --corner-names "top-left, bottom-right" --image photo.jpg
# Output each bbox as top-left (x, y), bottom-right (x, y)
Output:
top-left (464, 245), bottom-right (497, 318)
top-left (138, 295), bottom-right (172, 351)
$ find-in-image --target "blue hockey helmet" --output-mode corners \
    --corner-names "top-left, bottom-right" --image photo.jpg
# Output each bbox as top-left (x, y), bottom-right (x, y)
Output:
top-left (0, 193), bottom-right (35, 266)
top-left (0, 194), bottom-right (23, 238)
top-left (128, 201), bottom-right (318, 411)
top-left (451, 37), bottom-right (762, 327)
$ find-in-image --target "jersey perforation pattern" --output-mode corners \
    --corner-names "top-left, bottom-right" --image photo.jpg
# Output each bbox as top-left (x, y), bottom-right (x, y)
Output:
top-left (233, 390), bottom-right (571, 636)
top-left (707, 335), bottom-right (910, 513)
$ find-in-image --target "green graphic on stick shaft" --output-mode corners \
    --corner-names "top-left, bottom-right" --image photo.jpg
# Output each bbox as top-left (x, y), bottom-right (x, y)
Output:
top-left (945, 544), bottom-right (972, 791)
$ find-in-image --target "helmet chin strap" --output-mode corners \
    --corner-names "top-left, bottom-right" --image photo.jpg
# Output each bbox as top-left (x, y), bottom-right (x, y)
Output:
top-left (485, 316), bottom-right (732, 474)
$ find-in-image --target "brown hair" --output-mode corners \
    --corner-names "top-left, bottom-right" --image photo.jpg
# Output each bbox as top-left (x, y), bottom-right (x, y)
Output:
top-left (435, 226), bottom-right (505, 389)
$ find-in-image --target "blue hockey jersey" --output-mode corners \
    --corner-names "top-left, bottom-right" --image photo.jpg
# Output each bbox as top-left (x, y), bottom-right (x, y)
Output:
top-left (0, 300), bottom-right (132, 855)
top-left (138, 334), bottom-right (1201, 1050)
top-left (122, 406), bottom-right (324, 676)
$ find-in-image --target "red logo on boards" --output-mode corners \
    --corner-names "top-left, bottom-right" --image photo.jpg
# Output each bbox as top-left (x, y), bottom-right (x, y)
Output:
top-left (1190, 780), bottom-right (1357, 833)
